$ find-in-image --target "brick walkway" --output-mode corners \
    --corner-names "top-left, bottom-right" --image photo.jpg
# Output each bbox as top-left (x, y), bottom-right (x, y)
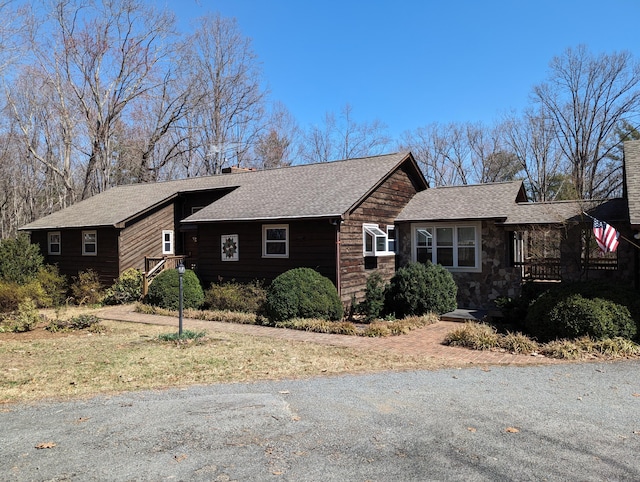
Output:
top-left (95, 305), bottom-right (560, 367)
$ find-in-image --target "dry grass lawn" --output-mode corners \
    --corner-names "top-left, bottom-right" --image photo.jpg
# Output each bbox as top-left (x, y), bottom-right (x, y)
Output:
top-left (1, 317), bottom-right (444, 405)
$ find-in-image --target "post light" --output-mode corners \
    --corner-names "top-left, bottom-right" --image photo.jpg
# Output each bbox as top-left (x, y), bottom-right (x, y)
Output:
top-left (177, 262), bottom-right (185, 336)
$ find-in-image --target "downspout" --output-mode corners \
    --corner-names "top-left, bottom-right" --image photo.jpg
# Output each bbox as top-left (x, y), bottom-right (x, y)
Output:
top-left (334, 218), bottom-right (342, 297)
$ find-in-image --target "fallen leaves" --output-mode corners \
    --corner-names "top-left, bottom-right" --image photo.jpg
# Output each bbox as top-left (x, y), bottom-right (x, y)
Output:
top-left (35, 442), bottom-right (56, 449)
top-left (505, 427), bottom-right (520, 433)
top-left (467, 427), bottom-right (477, 433)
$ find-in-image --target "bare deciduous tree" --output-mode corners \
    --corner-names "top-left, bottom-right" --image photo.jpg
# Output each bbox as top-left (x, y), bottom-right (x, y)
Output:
top-left (253, 102), bottom-right (299, 169)
top-left (48, 0), bottom-right (177, 198)
top-left (533, 45), bottom-right (640, 199)
top-left (184, 14), bottom-right (266, 175)
top-left (299, 103), bottom-right (391, 163)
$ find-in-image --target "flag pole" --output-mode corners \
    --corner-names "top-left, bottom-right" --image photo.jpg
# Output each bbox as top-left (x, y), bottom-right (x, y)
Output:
top-left (582, 211), bottom-right (640, 251)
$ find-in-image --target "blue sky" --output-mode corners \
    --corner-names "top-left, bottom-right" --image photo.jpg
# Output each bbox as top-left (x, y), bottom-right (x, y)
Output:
top-left (158, 0), bottom-right (640, 140)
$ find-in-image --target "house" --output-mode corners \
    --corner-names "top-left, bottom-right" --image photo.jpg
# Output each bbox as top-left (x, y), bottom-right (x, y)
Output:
top-left (19, 143), bottom-right (640, 311)
top-left (20, 152), bottom-right (427, 304)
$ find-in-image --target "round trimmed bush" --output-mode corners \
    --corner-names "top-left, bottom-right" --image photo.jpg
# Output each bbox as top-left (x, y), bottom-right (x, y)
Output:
top-left (523, 281), bottom-right (640, 341)
top-left (526, 293), bottom-right (636, 342)
top-left (265, 268), bottom-right (343, 322)
top-left (385, 261), bottom-right (457, 317)
top-left (147, 268), bottom-right (204, 310)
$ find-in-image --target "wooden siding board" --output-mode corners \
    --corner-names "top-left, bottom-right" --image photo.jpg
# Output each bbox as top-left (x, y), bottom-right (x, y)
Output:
top-left (339, 166), bottom-right (418, 302)
top-left (32, 228), bottom-right (120, 285)
top-left (196, 220), bottom-right (337, 288)
top-left (120, 203), bottom-right (175, 272)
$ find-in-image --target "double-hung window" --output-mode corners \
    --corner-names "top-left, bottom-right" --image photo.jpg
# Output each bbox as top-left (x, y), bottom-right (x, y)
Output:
top-left (363, 223), bottom-right (394, 256)
top-left (47, 231), bottom-right (62, 255)
top-left (48, 232), bottom-right (61, 255)
top-left (162, 230), bottom-right (174, 255)
top-left (263, 224), bottom-right (289, 258)
top-left (412, 223), bottom-right (480, 271)
top-left (82, 230), bottom-right (97, 256)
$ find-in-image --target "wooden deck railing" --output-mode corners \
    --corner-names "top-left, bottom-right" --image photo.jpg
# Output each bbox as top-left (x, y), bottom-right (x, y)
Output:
top-left (143, 255), bottom-right (187, 296)
top-left (514, 258), bottom-right (562, 281)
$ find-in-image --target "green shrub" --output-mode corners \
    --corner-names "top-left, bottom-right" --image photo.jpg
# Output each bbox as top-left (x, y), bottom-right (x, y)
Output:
top-left (70, 269), bottom-right (104, 305)
top-left (385, 262), bottom-right (457, 317)
top-left (146, 268), bottom-right (204, 310)
top-left (103, 268), bottom-right (143, 305)
top-left (523, 281), bottom-right (640, 340)
top-left (1, 299), bottom-right (42, 332)
top-left (526, 292), bottom-right (636, 342)
top-left (265, 268), bottom-right (343, 322)
top-left (358, 272), bottom-right (387, 321)
top-left (0, 234), bottom-right (44, 284)
top-left (204, 280), bottom-right (266, 313)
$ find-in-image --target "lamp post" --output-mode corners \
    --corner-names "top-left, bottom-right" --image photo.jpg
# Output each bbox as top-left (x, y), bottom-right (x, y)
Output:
top-left (177, 262), bottom-right (185, 336)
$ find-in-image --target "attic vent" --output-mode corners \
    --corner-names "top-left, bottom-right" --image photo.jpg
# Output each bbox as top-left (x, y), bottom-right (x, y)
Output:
top-left (221, 166), bottom-right (256, 174)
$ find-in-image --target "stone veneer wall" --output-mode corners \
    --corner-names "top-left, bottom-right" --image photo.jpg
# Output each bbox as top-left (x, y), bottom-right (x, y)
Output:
top-left (452, 221), bottom-right (522, 309)
top-left (396, 221), bottom-right (522, 310)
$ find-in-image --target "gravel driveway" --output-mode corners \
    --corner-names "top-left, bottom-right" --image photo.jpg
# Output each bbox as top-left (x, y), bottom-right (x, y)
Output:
top-left (3, 360), bottom-right (640, 481)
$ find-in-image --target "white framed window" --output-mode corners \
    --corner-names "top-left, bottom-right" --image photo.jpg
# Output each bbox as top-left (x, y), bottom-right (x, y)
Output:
top-left (162, 230), bottom-right (174, 255)
top-left (412, 222), bottom-right (481, 272)
top-left (263, 224), bottom-right (289, 258)
top-left (82, 230), bottom-right (97, 256)
top-left (386, 225), bottom-right (396, 253)
top-left (48, 231), bottom-right (61, 255)
top-left (363, 223), bottom-right (393, 256)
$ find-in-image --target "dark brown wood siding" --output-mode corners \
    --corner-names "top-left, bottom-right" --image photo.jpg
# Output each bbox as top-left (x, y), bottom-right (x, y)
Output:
top-left (339, 165), bottom-right (419, 303)
top-left (31, 228), bottom-right (120, 285)
top-left (120, 203), bottom-right (175, 272)
top-left (195, 220), bottom-right (337, 289)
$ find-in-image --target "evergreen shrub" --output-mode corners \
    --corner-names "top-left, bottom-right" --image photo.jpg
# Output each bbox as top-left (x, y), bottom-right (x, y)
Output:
top-left (147, 268), bottom-right (204, 310)
top-left (265, 267), bottom-right (343, 322)
top-left (524, 281), bottom-right (640, 341)
top-left (104, 268), bottom-right (143, 305)
top-left (358, 272), bottom-right (387, 321)
top-left (0, 234), bottom-right (44, 284)
top-left (385, 261), bottom-right (457, 317)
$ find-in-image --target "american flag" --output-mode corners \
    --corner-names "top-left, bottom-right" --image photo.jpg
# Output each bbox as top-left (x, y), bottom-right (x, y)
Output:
top-left (593, 218), bottom-right (619, 253)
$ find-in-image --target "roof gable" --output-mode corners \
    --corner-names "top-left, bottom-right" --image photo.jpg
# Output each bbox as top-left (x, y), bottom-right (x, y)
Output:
top-left (184, 152), bottom-right (423, 222)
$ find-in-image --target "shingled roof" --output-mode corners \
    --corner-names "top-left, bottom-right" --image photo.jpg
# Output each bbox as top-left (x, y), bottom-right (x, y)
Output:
top-left (21, 152), bottom-right (422, 230)
top-left (185, 152), bottom-right (421, 223)
top-left (624, 140), bottom-right (640, 227)
top-left (396, 181), bottom-right (527, 222)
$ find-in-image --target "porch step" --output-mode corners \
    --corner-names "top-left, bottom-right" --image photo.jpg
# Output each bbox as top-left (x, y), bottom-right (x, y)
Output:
top-left (440, 309), bottom-right (488, 322)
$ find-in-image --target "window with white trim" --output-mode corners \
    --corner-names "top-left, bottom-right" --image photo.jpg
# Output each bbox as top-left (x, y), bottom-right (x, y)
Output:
top-left (363, 223), bottom-right (393, 256)
top-left (48, 231), bottom-right (61, 255)
top-left (263, 224), bottom-right (289, 258)
top-left (386, 225), bottom-right (396, 253)
top-left (162, 230), bottom-right (174, 255)
top-left (412, 223), bottom-right (481, 271)
top-left (82, 230), bottom-right (97, 256)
